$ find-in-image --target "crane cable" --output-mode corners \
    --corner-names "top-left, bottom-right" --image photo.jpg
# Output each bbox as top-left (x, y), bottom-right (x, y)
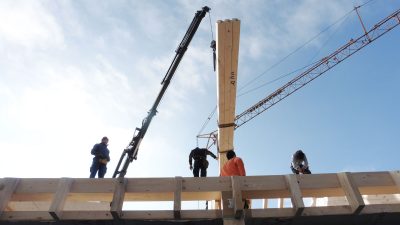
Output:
top-left (196, 0), bottom-right (377, 137)
top-left (238, 4), bottom-right (355, 98)
top-left (196, 11), bottom-right (217, 146)
top-left (237, 7), bottom-right (355, 95)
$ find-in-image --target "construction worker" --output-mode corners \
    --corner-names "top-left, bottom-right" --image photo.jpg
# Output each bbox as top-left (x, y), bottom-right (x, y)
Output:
top-left (189, 147), bottom-right (218, 177)
top-left (291, 149), bottom-right (311, 174)
top-left (90, 136), bottom-right (110, 178)
top-left (220, 150), bottom-right (246, 176)
top-left (220, 150), bottom-right (249, 209)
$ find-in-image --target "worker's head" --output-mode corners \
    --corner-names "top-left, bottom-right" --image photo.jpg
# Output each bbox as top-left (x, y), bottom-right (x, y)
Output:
top-left (101, 136), bottom-right (109, 144)
top-left (226, 150), bottom-right (236, 160)
top-left (294, 150), bottom-right (305, 160)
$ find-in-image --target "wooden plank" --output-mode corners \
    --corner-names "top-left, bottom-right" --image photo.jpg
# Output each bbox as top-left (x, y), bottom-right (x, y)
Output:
top-left (110, 177), bottom-right (126, 219)
top-left (231, 176), bottom-right (243, 218)
top-left (361, 203), bottom-right (400, 214)
top-left (352, 171), bottom-right (395, 187)
top-left (1, 211), bottom-right (52, 221)
top-left (248, 208), bottom-right (296, 218)
top-left (0, 178), bottom-right (19, 216)
top-left (278, 198), bottom-right (284, 208)
top-left (240, 175), bottom-right (287, 191)
top-left (13, 178), bottom-right (58, 193)
top-left (285, 175), bottom-right (304, 216)
top-left (49, 177), bottom-right (73, 220)
top-left (6, 202), bottom-right (50, 211)
top-left (297, 173), bottom-right (341, 189)
top-left (180, 209), bottom-right (222, 219)
top-left (262, 199), bottom-right (268, 209)
top-left (61, 210), bottom-right (112, 220)
top-left (182, 176), bottom-right (231, 192)
top-left (122, 210), bottom-right (174, 220)
top-left (123, 210), bottom-right (222, 220)
top-left (302, 205), bottom-right (352, 216)
top-left (173, 176), bottom-right (182, 219)
top-left (337, 172), bottom-right (365, 214)
top-left (125, 178), bottom-right (175, 192)
top-left (390, 170), bottom-right (400, 190)
top-left (70, 178), bottom-right (115, 193)
top-left (223, 218), bottom-right (245, 225)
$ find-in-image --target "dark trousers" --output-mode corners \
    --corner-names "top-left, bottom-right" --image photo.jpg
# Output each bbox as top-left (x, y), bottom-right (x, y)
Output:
top-left (291, 164), bottom-right (311, 174)
top-left (193, 160), bottom-right (207, 177)
top-left (90, 158), bottom-right (107, 178)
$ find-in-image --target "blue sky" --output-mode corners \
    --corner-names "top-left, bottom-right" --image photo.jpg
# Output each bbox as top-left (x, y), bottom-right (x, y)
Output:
top-left (0, 0), bottom-right (399, 186)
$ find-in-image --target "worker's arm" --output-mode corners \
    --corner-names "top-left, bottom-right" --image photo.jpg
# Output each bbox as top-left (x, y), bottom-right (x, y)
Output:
top-left (189, 150), bottom-right (194, 169)
top-left (91, 144), bottom-right (99, 156)
top-left (206, 149), bottom-right (218, 159)
top-left (236, 158), bottom-right (246, 176)
top-left (303, 155), bottom-right (309, 169)
top-left (291, 155), bottom-right (300, 170)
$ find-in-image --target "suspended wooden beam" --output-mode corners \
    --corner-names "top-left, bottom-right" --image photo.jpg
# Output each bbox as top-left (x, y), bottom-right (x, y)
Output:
top-left (215, 18), bottom-right (240, 167)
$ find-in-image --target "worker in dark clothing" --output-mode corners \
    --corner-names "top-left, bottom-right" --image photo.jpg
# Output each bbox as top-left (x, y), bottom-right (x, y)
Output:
top-left (189, 147), bottom-right (218, 177)
top-left (291, 150), bottom-right (311, 174)
top-left (90, 136), bottom-right (111, 178)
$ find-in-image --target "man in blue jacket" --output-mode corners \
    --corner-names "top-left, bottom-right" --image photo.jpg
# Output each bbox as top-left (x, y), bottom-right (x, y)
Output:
top-left (90, 136), bottom-right (111, 178)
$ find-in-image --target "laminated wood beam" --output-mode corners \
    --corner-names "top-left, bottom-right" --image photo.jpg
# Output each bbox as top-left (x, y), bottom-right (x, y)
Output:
top-left (215, 19), bottom-right (240, 168)
top-left (285, 175), bottom-right (304, 216)
top-left (111, 177), bottom-right (126, 219)
top-left (231, 176), bottom-right (243, 218)
top-left (390, 170), bottom-right (400, 190)
top-left (337, 172), bottom-right (365, 214)
top-left (49, 178), bottom-right (73, 220)
top-left (173, 176), bottom-right (182, 219)
top-left (0, 178), bottom-right (19, 216)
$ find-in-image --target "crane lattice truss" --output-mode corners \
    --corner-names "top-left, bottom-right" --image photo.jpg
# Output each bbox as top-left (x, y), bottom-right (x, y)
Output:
top-left (199, 8), bottom-right (400, 143)
top-left (236, 8), bottom-right (400, 129)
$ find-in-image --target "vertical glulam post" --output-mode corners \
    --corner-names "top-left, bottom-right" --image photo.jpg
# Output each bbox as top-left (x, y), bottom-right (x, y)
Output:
top-left (49, 178), bottom-right (73, 220)
top-left (285, 175), bottom-right (304, 216)
top-left (0, 178), bottom-right (19, 217)
top-left (337, 172), bottom-right (365, 214)
top-left (111, 177), bottom-right (127, 219)
top-left (231, 176), bottom-right (243, 218)
top-left (174, 176), bottom-right (182, 219)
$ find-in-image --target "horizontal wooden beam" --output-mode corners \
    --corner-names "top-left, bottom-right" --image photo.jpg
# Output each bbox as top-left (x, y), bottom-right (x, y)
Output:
top-left (2, 171), bottom-right (400, 222)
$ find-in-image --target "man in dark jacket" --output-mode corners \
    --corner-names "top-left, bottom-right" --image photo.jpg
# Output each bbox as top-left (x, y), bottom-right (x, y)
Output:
top-left (189, 147), bottom-right (218, 177)
top-left (90, 136), bottom-right (111, 178)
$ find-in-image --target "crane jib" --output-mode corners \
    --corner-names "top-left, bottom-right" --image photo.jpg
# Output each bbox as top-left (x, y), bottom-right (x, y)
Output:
top-left (112, 6), bottom-right (211, 178)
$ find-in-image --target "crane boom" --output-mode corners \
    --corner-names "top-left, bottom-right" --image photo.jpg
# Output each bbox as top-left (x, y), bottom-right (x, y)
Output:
top-left (235, 8), bottom-right (400, 129)
top-left (198, 8), bottom-right (400, 143)
top-left (113, 6), bottom-right (210, 178)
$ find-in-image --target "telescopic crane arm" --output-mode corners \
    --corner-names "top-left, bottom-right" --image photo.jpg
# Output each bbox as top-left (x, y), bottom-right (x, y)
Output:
top-left (113, 6), bottom-right (210, 178)
top-left (198, 8), bottom-right (400, 144)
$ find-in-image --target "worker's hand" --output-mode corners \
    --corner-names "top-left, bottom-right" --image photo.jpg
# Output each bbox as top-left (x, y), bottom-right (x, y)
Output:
top-left (99, 159), bottom-right (108, 164)
top-left (190, 165), bottom-right (193, 170)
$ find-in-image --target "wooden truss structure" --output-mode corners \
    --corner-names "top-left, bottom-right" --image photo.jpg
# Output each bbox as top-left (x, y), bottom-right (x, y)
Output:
top-left (1, 171), bottom-right (400, 224)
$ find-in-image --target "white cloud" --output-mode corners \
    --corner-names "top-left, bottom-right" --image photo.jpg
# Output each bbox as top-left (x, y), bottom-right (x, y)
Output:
top-left (0, 1), bottom-right (64, 49)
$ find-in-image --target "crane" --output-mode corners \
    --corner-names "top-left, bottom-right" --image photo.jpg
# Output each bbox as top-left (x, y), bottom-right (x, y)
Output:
top-left (113, 6), bottom-right (211, 178)
top-left (198, 7), bottom-right (400, 148)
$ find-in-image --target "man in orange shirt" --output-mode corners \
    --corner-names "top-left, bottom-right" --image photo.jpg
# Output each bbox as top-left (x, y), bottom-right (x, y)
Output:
top-left (221, 150), bottom-right (246, 176)
top-left (220, 150), bottom-right (249, 209)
